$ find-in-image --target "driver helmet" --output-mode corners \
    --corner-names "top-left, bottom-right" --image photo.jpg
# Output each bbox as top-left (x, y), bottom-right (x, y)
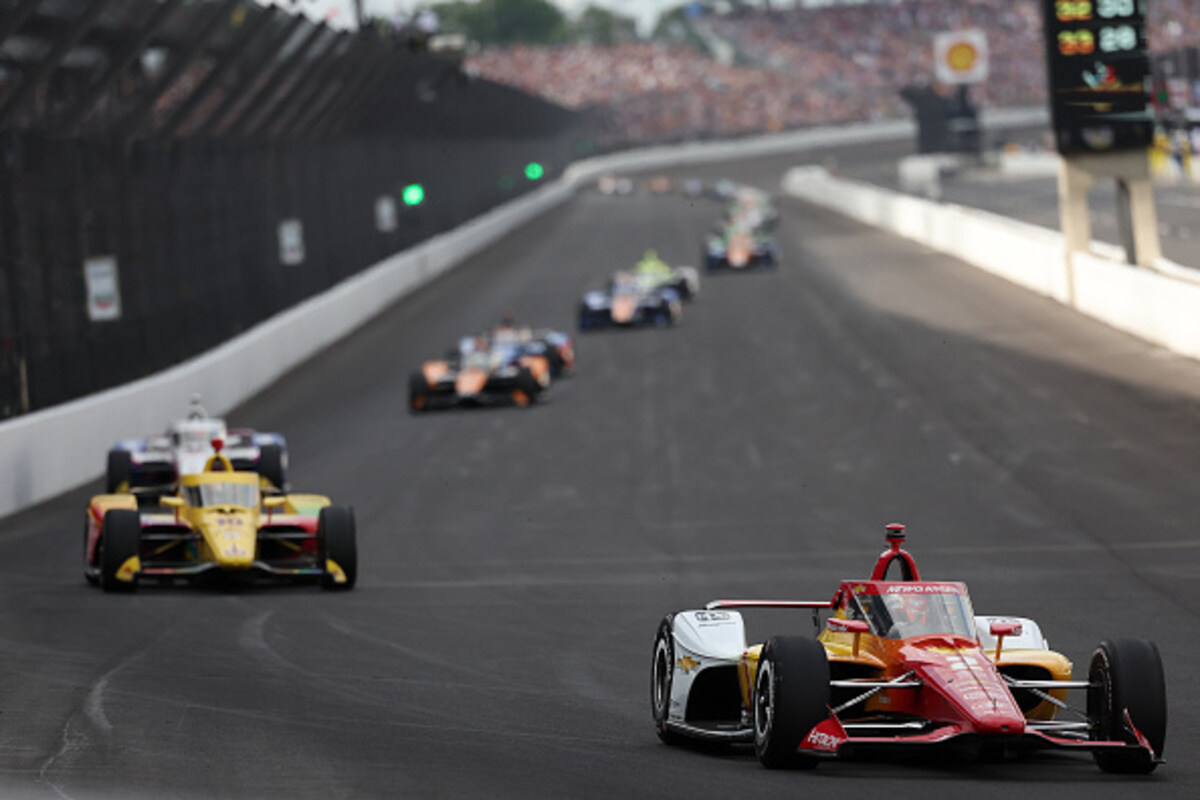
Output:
top-left (902, 594), bottom-right (930, 625)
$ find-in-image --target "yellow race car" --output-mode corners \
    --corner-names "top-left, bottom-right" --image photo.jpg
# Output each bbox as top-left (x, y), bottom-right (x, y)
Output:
top-left (84, 441), bottom-right (356, 592)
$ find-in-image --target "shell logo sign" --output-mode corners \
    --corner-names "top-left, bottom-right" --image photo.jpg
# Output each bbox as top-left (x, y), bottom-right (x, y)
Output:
top-left (934, 29), bottom-right (989, 85)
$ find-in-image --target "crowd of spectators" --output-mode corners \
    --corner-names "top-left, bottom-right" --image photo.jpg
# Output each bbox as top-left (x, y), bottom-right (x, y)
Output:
top-left (465, 0), bottom-right (1200, 147)
top-left (467, 43), bottom-right (820, 142)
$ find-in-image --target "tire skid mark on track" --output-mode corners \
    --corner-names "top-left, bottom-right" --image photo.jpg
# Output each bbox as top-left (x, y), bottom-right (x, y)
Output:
top-left (236, 610), bottom-right (415, 714)
top-left (37, 646), bottom-right (151, 800)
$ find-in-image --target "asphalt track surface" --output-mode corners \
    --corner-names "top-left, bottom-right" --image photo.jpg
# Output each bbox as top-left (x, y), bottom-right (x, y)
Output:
top-left (2, 142), bottom-right (1200, 799)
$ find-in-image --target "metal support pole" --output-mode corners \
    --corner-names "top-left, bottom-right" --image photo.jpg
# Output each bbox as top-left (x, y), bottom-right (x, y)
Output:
top-left (191, 13), bottom-right (307, 138)
top-left (110, 0), bottom-right (242, 139)
top-left (0, 0), bottom-right (114, 128)
top-left (289, 43), bottom-right (373, 138)
top-left (57, 0), bottom-right (180, 135)
top-left (307, 49), bottom-right (391, 140)
top-left (239, 31), bottom-right (347, 139)
top-left (156, 5), bottom-right (280, 139)
top-left (205, 21), bottom-right (324, 137)
top-left (261, 33), bottom-right (357, 140)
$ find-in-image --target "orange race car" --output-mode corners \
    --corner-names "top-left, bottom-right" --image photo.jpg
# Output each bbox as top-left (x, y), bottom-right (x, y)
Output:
top-left (409, 334), bottom-right (552, 411)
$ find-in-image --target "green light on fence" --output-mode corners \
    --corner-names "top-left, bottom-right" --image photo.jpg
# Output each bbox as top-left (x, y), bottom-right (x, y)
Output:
top-left (402, 183), bottom-right (425, 206)
top-left (524, 162), bottom-right (545, 181)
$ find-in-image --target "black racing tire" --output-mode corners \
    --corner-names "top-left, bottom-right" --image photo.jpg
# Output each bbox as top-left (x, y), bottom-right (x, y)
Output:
top-left (408, 372), bottom-right (430, 414)
top-left (578, 304), bottom-right (596, 332)
top-left (83, 512), bottom-right (98, 586)
top-left (651, 614), bottom-right (684, 745)
top-left (754, 636), bottom-right (829, 769)
top-left (318, 506), bottom-right (357, 590)
top-left (512, 368), bottom-right (541, 408)
top-left (99, 509), bottom-right (141, 593)
top-left (257, 444), bottom-right (287, 491)
top-left (106, 449), bottom-right (132, 494)
top-left (544, 346), bottom-right (566, 378)
top-left (1088, 639), bottom-right (1166, 774)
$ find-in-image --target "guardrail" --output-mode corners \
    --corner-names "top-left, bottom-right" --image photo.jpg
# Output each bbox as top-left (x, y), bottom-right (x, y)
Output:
top-left (781, 165), bottom-right (1200, 363)
top-left (0, 108), bottom-right (1047, 519)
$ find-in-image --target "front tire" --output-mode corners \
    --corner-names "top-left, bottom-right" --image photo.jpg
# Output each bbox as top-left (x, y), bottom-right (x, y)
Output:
top-left (408, 373), bottom-right (430, 413)
top-left (99, 509), bottom-right (141, 593)
top-left (1089, 639), bottom-right (1166, 773)
top-left (754, 636), bottom-right (829, 769)
top-left (258, 444), bottom-right (287, 491)
top-left (318, 506), bottom-right (357, 590)
top-left (106, 449), bottom-right (132, 493)
top-left (651, 615), bottom-right (683, 744)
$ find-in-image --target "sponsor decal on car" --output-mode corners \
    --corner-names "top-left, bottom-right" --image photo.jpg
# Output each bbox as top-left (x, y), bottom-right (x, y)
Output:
top-left (800, 717), bottom-right (847, 753)
top-left (884, 583), bottom-right (964, 594)
top-left (677, 656), bottom-right (700, 674)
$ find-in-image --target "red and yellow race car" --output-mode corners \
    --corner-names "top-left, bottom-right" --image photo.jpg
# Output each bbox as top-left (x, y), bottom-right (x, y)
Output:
top-left (84, 440), bottom-right (356, 592)
top-left (651, 525), bottom-right (1166, 774)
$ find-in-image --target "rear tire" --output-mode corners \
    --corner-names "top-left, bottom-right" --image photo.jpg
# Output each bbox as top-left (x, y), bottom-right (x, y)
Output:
top-left (408, 373), bottom-right (429, 413)
top-left (83, 512), bottom-right (98, 585)
top-left (651, 615), bottom-right (684, 744)
top-left (1089, 639), bottom-right (1166, 773)
top-left (99, 509), bottom-right (141, 593)
top-left (258, 444), bottom-right (287, 491)
top-left (318, 506), bottom-right (357, 590)
top-left (512, 368), bottom-right (540, 407)
top-left (106, 449), bottom-right (132, 493)
top-left (754, 636), bottom-right (829, 769)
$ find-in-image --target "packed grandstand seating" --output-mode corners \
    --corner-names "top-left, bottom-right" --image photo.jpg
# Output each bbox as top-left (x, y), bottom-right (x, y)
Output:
top-left (465, 0), bottom-right (1200, 147)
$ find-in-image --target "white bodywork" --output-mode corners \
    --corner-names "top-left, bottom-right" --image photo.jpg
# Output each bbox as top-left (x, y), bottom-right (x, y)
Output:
top-left (665, 610), bottom-right (749, 738)
top-left (674, 266), bottom-right (700, 297)
top-left (975, 615), bottom-right (1050, 651)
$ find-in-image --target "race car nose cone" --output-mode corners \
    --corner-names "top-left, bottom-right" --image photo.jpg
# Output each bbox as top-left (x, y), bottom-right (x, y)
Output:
top-left (972, 711), bottom-right (1026, 737)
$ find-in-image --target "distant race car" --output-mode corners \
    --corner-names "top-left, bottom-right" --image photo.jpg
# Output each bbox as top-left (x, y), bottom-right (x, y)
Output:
top-left (651, 524), bottom-right (1166, 774)
top-left (637, 263), bottom-right (700, 302)
top-left (726, 186), bottom-right (779, 231)
top-left (704, 226), bottom-right (779, 271)
top-left (491, 324), bottom-right (576, 379)
top-left (596, 174), bottom-right (635, 195)
top-left (84, 440), bottom-right (355, 592)
top-left (409, 335), bottom-right (551, 411)
top-left (578, 271), bottom-right (684, 330)
top-left (106, 397), bottom-right (288, 495)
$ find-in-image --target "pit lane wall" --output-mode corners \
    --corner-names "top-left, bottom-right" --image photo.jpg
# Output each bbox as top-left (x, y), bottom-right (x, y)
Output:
top-left (0, 109), bottom-right (1044, 519)
top-left (780, 166), bottom-right (1200, 364)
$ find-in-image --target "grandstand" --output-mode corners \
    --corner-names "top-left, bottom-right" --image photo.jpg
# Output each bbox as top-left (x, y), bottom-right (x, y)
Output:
top-left (467, 0), bottom-right (1200, 145)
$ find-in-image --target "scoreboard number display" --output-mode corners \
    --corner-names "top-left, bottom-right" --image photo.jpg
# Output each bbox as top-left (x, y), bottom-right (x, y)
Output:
top-left (1042, 0), bottom-right (1152, 154)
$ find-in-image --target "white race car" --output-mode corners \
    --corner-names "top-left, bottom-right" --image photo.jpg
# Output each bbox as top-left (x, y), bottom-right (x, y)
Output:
top-left (106, 397), bottom-right (288, 494)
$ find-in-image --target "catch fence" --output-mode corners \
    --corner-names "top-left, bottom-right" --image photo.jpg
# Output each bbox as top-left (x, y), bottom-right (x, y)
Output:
top-left (0, 0), bottom-right (594, 417)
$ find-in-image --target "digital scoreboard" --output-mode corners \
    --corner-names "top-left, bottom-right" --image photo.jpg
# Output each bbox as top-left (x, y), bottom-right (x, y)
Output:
top-left (1042, 0), bottom-right (1153, 154)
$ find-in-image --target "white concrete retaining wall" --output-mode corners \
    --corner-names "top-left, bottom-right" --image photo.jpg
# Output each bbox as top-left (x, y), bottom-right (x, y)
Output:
top-left (0, 108), bottom-right (1050, 519)
top-left (781, 166), bottom-right (1200, 363)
